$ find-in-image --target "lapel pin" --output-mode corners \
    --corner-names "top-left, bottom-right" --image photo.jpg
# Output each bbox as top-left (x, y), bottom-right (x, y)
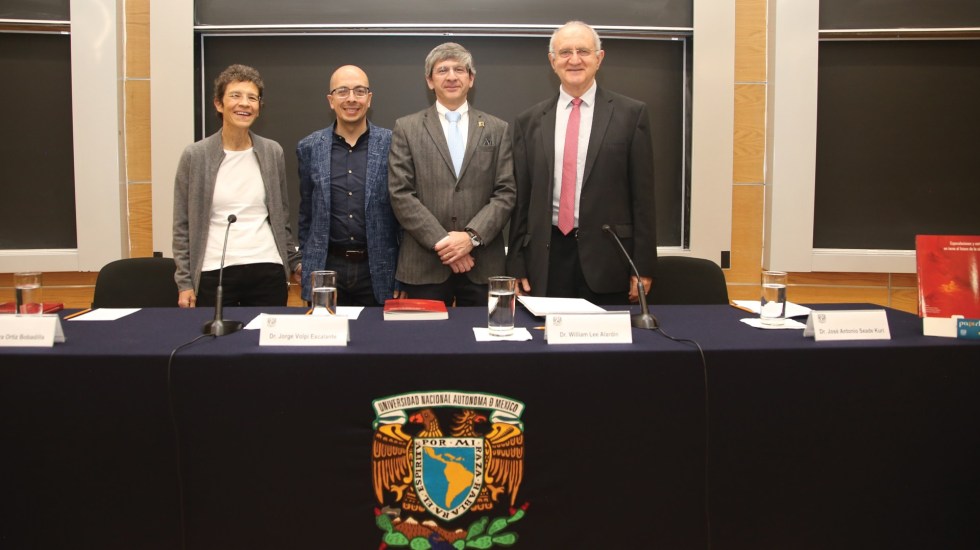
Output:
top-left (478, 121), bottom-right (485, 127)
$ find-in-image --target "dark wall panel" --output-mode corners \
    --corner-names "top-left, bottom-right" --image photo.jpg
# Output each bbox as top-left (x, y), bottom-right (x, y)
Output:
top-left (0, 0), bottom-right (69, 20)
top-left (196, 0), bottom-right (692, 28)
top-left (814, 40), bottom-right (980, 250)
top-left (819, 0), bottom-right (980, 30)
top-left (0, 32), bottom-right (76, 249)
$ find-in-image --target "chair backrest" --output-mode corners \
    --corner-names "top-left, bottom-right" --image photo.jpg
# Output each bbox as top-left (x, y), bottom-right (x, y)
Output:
top-left (649, 256), bottom-right (730, 305)
top-left (92, 257), bottom-right (179, 308)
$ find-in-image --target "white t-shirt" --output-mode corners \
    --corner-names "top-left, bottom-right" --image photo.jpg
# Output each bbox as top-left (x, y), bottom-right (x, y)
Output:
top-left (202, 148), bottom-right (282, 271)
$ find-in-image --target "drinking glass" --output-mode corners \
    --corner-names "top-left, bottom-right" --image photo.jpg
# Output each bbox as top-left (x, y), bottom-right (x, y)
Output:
top-left (487, 276), bottom-right (517, 336)
top-left (760, 270), bottom-right (788, 326)
top-left (13, 272), bottom-right (43, 315)
top-left (311, 270), bottom-right (338, 315)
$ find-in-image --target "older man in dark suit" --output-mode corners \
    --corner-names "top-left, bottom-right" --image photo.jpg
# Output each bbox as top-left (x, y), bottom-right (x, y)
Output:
top-left (506, 21), bottom-right (657, 305)
top-left (388, 42), bottom-right (516, 306)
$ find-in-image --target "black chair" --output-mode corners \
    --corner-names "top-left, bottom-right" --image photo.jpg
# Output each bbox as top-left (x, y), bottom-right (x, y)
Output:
top-left (92, 257), bottom-right (179, 308)
top-left (649, 256), bottom-right (730, 305)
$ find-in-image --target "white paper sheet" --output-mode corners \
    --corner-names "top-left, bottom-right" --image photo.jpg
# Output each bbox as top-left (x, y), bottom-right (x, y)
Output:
top-left (316, 306), bottom-right (363, 320)
top-left (472, 327), bottom-right (534, 341)
top-left (739, 317), bottom-right (807, 330)
top-left (517, 296), bottom-right (605, 317)
top-left (67, 308), bottom-right (140, 321)
top-left (732, 300), bottom-right (812, 318)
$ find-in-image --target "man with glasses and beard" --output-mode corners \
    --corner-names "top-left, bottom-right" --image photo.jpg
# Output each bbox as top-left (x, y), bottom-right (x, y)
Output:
top-left (297, 65), bottom-right (402, 306)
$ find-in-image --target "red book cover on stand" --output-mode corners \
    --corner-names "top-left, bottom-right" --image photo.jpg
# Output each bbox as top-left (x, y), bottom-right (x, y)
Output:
top-left (915, 235), bottom-right (980, 318)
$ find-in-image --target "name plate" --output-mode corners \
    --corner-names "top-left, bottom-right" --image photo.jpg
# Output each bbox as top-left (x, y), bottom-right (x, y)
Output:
top-left (804, 309), bottom-right (891, 341)
top-left (0, 314), bottom-right (65, 347)
top-left (545, 311), bottom-right (632, 345)
top-left (259, 314), bottom-right (349, 346)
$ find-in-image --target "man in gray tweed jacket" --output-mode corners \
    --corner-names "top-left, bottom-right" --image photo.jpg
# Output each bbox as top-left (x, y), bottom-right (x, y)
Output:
top-left (388, 43), bottom-right (515, 307)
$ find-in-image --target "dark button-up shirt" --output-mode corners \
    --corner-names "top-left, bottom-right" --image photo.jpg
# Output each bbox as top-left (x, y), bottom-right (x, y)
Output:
top-left (329, 126), bottom-right (370, 248)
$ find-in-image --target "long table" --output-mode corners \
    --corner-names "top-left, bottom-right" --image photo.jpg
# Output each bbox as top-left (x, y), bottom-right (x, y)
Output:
top-left (2, 305), bottom-right (978, 549)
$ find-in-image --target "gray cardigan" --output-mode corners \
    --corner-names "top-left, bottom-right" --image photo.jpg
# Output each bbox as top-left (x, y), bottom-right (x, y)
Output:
top-left (172, 130), bottom-right (300, 294)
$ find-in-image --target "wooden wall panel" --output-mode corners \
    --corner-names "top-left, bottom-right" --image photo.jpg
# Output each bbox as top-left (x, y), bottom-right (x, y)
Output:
top-left (0, 272), bottom-right (96, 286)
top-left (125, 0), bottom-right (153, 258)
top-left (728, 185), bottom-right (764, 284)
top-left (733, 83), bottom-right (766, 183)
top-left (45, 286), bottom-right (97, 309)
top-left (735, 0), bottom-right (767, 83)
top-left (789, 271), bottom-right (888, 287)
top-left (128, 183), bottom-right (153, 257)
top-left (727, 283), bottom-right (762, 302)
top-left (125, 0), bottom-right (150, 78)
top-left (125, 79), bottom-right (151, 183)
top-left (788, 285), bottom-right (891, 308)
top-left (891, 288), bottom-right (918, 313)
top-left (890, 274), bottom-right (919, 313)
top-left (0, 277), bottom-right (96, 309)
top-left (891, 273), bottom-right (918, 287)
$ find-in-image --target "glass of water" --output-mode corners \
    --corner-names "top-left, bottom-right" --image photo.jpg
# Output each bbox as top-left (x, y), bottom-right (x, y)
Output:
top-left (13, 272), bottom-right (43, 315)
top-left (487, 276), bottom-right (517, 337)
top-left (760, 270), bottom-right (788, 326)
top-left (311, 270), bottom-right (338, 316)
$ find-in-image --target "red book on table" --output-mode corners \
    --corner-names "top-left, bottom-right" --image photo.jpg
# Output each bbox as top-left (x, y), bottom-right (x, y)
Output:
top-left (383, 299), bottom-right (449, 320)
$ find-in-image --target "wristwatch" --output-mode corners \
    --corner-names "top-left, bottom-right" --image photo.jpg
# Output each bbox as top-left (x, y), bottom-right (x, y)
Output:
top-left (466, 228), bottom-right (483, 248)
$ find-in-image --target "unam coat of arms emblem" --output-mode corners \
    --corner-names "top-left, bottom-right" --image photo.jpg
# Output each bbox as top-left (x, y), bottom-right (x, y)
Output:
top-left (371, 391), bottom-right (528, 549)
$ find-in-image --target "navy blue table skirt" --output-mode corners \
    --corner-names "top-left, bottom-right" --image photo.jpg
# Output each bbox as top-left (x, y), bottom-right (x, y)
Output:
top-left (2, 305), bottom-right (978, 549)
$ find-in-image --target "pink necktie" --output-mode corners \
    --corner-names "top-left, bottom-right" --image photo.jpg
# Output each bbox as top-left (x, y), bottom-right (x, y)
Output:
top-left (558, 98), bottom-right (582, 235)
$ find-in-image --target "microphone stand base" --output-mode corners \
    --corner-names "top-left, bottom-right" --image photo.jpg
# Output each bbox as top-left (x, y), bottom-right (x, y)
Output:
top-left (202, 319), bottom-right (244, 336)
top-left (632, 313), bottom-right (659, 330)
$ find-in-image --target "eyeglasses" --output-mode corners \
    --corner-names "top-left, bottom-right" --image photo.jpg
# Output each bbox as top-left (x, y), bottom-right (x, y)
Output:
top-left (227, 92), bottom-right (261, 104)
top-left (555, 48), bottom-right (596, 59)
top-left (433, 65), bottom-right (469, 77)
top-left (329, 86), bottom-right (371, 98)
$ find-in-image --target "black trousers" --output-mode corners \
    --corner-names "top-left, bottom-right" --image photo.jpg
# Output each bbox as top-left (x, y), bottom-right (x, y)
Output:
top-left (547, 226), bottom-right (628, 306)
top-left (324, 252), bottom-right (380, 307)
top-left (197, 262), bottom-right (288, 307)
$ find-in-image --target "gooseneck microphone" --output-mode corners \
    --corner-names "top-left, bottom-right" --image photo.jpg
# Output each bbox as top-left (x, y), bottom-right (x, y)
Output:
top-left (602, 224), bottom-right (659, 330)
top-left (202, 214), bottom-right (244, 336)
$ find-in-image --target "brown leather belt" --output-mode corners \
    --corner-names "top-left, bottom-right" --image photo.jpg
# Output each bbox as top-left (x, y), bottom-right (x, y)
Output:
top-left (328, 244), bottom-right (367, 262)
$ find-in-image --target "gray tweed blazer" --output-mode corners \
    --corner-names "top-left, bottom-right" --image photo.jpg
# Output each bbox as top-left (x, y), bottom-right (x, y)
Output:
top-left (388, 105), bottom-right (515, 285)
